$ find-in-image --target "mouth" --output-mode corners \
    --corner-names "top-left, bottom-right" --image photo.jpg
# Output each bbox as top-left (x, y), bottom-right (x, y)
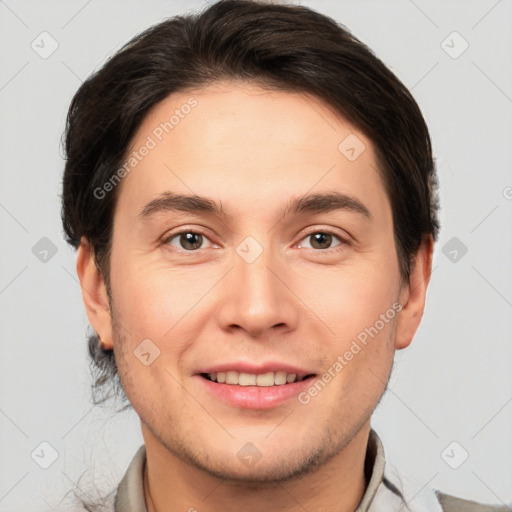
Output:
top-left (200, 370), bottom-right (315, 386)
top-left (196, 366), bottom-right (317, 409)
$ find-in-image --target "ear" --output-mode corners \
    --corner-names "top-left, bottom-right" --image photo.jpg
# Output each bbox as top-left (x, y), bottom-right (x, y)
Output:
top-left (76, 237), bottom-right (114, 349)
top-left (395, 235), bottom-right (434, 350)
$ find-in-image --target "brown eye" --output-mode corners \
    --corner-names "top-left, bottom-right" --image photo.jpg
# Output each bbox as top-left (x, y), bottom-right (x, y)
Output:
top-left (165, 231), bottom-right (212, 251)
top-left (180, 232), bottom-right (203, 250)
top-left (309, 233), bottom-right (333, 250)
top-left (299, 231), bottom-right (343, 250)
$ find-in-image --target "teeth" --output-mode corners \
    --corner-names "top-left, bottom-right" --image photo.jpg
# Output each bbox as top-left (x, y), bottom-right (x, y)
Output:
top-left (207, 371), bottom-right (300, 386)
top-left (256, 372), bottom-right (274, 386)
top-left (226, 371), bottom-right (238, 384)
top-left (238, 373), bottom-right (256, 386)
top-left (274, 371), bottom-right (287, 385)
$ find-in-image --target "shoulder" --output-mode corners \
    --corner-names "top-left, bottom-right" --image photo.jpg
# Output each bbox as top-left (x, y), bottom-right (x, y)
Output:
top-left (436, 491), bottom-right (511, 512)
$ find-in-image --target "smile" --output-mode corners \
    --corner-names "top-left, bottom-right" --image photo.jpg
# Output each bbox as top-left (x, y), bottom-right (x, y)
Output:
top-left (197, 366), bottom-right (317, 409)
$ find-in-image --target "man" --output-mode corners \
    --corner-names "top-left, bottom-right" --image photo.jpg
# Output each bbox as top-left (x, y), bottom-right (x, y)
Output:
top-left (61, 1), bottom-right (509, 510)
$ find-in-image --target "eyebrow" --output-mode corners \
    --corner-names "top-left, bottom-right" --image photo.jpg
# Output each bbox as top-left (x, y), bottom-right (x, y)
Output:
top-left (138, 191), bottom-right (372, 221)
top-left (139, 192), bottom-right (223, 219)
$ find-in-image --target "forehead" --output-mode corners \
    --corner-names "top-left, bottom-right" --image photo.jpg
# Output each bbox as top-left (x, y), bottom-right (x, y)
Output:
top-left (115, 81), bottom-right (388, 220)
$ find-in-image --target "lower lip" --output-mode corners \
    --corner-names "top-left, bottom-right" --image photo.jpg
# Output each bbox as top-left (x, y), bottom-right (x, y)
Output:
top-left (197, 375), bottom-right (315, 409)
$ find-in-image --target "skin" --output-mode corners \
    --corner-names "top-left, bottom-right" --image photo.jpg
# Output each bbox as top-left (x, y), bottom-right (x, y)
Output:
top-left (77, 81), bottom-right (433, 512)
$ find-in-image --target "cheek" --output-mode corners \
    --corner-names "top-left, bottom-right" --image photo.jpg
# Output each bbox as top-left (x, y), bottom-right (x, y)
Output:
top-left (301, 254), bottom-right (400, 395)
top-left (114, 276), bottom-right (173, 337)
top-left (306, 260), bottom-right (400, 341)
top-left (108, 257), bottom-right (220, 355)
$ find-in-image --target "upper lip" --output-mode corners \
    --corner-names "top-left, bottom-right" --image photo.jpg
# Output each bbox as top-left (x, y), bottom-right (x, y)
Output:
top-left (196, 362), bottom-right (315, 378)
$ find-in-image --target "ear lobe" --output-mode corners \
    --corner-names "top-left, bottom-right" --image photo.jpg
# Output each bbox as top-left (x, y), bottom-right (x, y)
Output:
top-left (395, 235), bottom-right (434, 350)
top-left (76, 237), bottom-right (114, 349)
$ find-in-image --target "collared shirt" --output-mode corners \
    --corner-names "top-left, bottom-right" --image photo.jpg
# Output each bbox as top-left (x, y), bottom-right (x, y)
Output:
top-left (111, 429), bottom-right (507, 512)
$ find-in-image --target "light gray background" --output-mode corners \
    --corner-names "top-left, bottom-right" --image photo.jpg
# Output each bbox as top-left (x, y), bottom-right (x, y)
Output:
top-left (1, 0), bottom-right (511, 510)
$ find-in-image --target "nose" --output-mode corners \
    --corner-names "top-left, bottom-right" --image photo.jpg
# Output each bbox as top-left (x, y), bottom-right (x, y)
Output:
top-left (216, 240), bottom-right (299, 339)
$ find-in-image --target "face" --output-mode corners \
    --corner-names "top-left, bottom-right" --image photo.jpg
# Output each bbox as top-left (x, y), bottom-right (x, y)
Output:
top-left (80, 81), bottom-right (427, 482)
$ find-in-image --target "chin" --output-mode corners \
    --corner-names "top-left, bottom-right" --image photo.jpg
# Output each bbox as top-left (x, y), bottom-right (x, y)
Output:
top-left (179, 440), bottom-right (332, 485)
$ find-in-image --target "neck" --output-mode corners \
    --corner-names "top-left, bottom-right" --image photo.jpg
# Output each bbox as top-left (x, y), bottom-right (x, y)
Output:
top-left (143, 424), bottom-right (371, 512)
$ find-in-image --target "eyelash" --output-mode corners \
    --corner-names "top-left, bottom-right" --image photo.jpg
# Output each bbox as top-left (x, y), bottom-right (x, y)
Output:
top-left (162, 228), bottom-right (348, 253)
